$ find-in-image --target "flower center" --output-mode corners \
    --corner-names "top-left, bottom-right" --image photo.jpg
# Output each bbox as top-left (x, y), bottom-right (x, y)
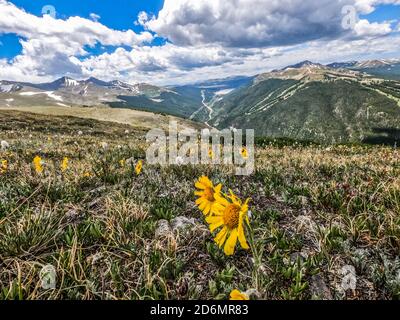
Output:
top-left (204, 187), bottom-right (215, 202)
top-left (223, 204), bottom-right (240, 229)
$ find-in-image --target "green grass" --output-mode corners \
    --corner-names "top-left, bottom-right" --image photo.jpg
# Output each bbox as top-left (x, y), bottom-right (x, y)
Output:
top-left (0, 110), bottom-right (399, 300)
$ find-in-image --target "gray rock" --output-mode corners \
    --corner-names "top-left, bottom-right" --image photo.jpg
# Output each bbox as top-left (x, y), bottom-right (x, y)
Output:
top-left (290, 252), bottom-right (304, 263)
top-left (1, 140), bottom-right (10, 150)
top-left (155, 219), bottom-right (172, 239)
top-left (155, 217), bottom-right (197, 239)
top-left (310, 274), bottom-right (333, 300)
top-left (170, 216), bottom-right (197, 233)
top-left (245, 288), bottom-right (261, 299)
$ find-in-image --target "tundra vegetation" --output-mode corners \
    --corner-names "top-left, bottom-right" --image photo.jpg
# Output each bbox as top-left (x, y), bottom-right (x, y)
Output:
top-left (0, 110), bottom-right (399, 300)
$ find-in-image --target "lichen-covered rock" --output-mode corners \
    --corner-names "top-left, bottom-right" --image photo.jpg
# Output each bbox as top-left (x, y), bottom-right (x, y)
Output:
top-left (155, 219), bottom-right (173, 239)
top-left (1, 140), bottom-right (9, 150)
top-left (170, 216), bottom-right (197, 232)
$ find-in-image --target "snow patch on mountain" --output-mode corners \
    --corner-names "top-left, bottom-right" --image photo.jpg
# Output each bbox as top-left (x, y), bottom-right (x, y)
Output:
top-left (0, 84), bottom-right (14, 93)
top-left (215, 88), bottom-right (234, 96)
top-left (150, 98), bottom-right (164, 103)
top-left (20, 91), bottom-right (63, 101)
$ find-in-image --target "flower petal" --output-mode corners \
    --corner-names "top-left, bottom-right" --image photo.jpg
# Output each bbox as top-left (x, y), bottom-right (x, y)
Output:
top-left (214, 227), bottom-right (228, 247)
top-left (238, 221), bottom-right (249, 250)
top-left (224, 229), bottom-right (238, 256)
top-left (198, 201), bottom-right (207, 211)
top-left (215, 194), bottom-right (230, 206)
top-left (199, 176), bottom-right (213, 188)
top-left (206, 216), bottom-right (222, 224)
top-left (230, 289), bottom-right (249, 300)
top-left (204, 203), bottom-right (211, 215)
top-left (209, 220), bottom-right (224, 233)
top-left (195, 182), bottom-right (206, 190)
top-left (214, 183), bottom-right (222, 193)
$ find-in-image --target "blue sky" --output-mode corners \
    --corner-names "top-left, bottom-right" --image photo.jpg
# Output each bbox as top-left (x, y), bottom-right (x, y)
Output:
top-left (0, 0), bottom-right (399, 84)
top-left (360, 4), bottom-right (400, 22)
top-left (0, 0), bottom-right (165, 59)
top-left (10, 0), bottom-right (164, 30)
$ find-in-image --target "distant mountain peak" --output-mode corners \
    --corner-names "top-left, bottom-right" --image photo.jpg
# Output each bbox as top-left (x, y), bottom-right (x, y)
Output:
top-left (327, 61), bottom-right (358, 69)
top-left (283, 60), bottom-right (323, 70)
top-left (109, 79), bottom-right (139, 92)
top-left (85, 77), bottom-right (110, 87)
top-left (110, 79), bottom-right (131, 86)
top-left (355, 59), bottom-right (392, 69)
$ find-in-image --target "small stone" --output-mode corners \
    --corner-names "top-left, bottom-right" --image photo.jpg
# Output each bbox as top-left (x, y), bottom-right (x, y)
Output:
top-left (40, 265), bottom-right (57, 290)
top-left (245, 288), bottom-right (261, 299)
top-left (1, 140), bottom-right (9, 150)
top-left (170, 216), bottom-right (196, 232)
top-left (310, 274), bottom-right (333, 300)
top-left (290, 252), bottom-right (307, 264)
top-left (155, 220), bottom-right (172, 239)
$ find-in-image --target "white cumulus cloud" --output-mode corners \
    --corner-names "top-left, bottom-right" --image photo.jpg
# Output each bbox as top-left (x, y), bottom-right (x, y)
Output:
top-left (142, 0), bottom-right (358, 47)
top-left (0, 0), bottom-right (153, 80)
top-left (0, 0), bottom-right (399, 84)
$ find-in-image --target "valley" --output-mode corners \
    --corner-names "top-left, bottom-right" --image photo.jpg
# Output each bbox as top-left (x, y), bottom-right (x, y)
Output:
top-left (1, 59), bottom-right (400, 144)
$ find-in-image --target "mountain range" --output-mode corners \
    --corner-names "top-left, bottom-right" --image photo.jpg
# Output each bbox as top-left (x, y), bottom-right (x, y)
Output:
top-left (207, 61), bottom-right (400, 143)
top-left (1, 59), bottom-right (400, 143)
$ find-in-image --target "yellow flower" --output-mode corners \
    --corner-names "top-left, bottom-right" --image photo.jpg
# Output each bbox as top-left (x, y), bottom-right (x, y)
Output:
top-left (119, 159), bottom-right (126, 167)
top-left (208, 149), bottom-right (214, 159)
top-left (61, 157), bottom-right (69, 172)
top-left (135, 160), bottom-right (143, 175)
top-left (206, 190), bottom-right (250, 256)
top-left (229, 289), bottom-right (249, 300)
top-left (194, 176), bottom-right (223, 216)
top-left (0, 159), bottom-right (7, 173)
top-left (241, 147), bottom-right (248, 159)
top-left (83, 172), bottom-right (92, 178)
top-left (33, 156), bottom-right (44, 174)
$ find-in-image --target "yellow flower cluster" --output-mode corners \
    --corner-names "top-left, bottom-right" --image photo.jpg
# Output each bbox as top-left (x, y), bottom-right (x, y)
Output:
top-left (194, 176), bottom-right (250, 256)
top-left (61, 157), bottom-right (69, 172)
top-left (33, 156), bottom-right (44, 174)
top-left (135, 160), bottom-right (143, 175)
top-left (0, 159), bottom-right (7, 174)
top-left (29, 154), bottom-right (143, 177)
top-left (83, 172), bottom-right (92, 178)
